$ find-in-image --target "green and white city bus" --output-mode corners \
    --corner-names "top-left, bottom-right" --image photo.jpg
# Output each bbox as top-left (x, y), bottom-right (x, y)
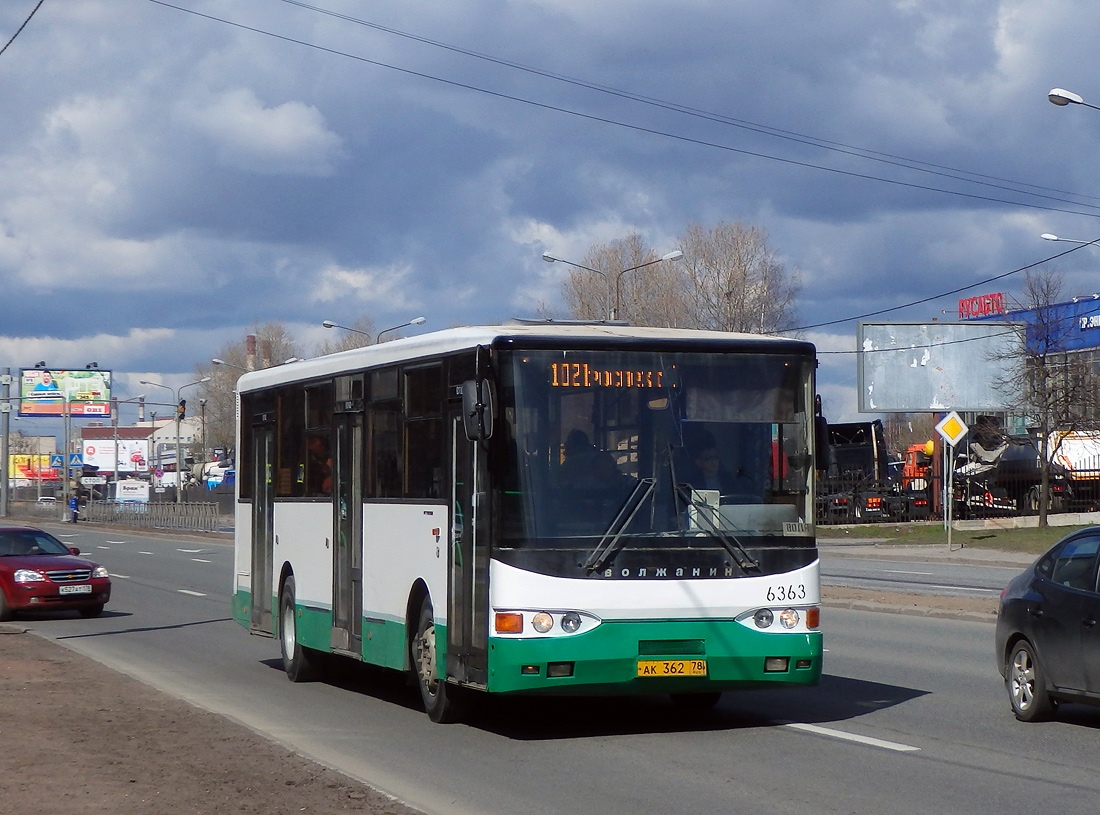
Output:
top-left (232, 322), bottom-right (822, 721)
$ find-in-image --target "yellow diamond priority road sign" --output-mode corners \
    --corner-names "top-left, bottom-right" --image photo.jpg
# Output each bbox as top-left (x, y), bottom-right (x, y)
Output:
top-left (935, 411), bottom-right (969, 447)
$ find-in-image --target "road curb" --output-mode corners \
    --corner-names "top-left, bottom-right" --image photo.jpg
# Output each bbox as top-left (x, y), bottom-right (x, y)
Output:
top-left (822, 597), bottom-right (996, 623)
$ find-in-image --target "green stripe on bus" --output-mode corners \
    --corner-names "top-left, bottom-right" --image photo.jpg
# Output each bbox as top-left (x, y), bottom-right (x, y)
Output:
top-left (486, 618), bottom-right (821, 694)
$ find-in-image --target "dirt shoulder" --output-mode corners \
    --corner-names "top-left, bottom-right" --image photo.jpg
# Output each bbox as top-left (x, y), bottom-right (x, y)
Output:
top-left (821, 585), bottom-right (997, 621)
top-left (0, 626), bottom-right (420, 815)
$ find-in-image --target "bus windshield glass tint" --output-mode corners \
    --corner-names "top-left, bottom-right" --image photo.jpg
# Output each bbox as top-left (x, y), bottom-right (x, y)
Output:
top-left (497, 349), bottom-right (816, 577)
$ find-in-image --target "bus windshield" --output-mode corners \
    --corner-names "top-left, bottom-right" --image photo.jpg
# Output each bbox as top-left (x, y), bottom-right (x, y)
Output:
top-left (497, 348), bottom-right (816, 579)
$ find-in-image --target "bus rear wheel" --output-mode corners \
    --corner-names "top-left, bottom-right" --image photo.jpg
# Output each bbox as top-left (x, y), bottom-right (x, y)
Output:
top-left (411, 596), bottom-right (463, 723)
top-left (280, 576), bottom-right (319, 682)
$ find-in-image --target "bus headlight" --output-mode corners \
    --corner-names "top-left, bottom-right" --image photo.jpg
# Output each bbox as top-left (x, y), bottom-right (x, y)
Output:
top-left (494, 610), bottom-right (600, 637)
top-left (753, 608), bottom-right (774, 629)
top-left (531, 612), bottom-right (554, 633)
top-left (561, 612), bottom-right (582, 633)
top-left (779, 609), bottom-right (800, 629)
top-left (737, 606), bottom-right (817, 633)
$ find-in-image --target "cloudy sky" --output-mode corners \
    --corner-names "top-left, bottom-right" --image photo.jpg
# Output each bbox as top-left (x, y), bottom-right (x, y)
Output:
top-left (3, 0), bottom-right (1100, 429)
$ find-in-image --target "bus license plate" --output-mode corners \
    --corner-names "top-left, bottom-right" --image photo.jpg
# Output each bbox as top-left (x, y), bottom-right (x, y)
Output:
top-left (59, 585), bottom-right (92, 595)
top-left (637, 659), bottom-right (707, 677)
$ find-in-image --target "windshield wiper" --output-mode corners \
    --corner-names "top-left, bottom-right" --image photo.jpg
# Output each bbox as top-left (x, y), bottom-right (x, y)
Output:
top-left (583, 478), bottom-right (656, 574)
top-left (675, 484), bottom-right (760, 574)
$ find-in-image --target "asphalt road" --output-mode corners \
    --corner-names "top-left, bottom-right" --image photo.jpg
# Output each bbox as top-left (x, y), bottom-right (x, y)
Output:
top-left (16, 523), bottom-right (1100, 815)
top-left (820, 553), bottom-right (1020, 598)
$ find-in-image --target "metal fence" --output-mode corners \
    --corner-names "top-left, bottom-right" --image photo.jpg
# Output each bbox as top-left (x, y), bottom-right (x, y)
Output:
top-left (11, 500), bottom-right (225, 532)
top-left (80, 500), bottom-right (222, 532)
top-left (816, 469), bottom-right (1100, 525)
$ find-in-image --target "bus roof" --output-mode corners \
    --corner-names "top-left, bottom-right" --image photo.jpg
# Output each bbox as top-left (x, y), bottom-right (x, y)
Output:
top-left (236, 321), bottom-right (815, 393)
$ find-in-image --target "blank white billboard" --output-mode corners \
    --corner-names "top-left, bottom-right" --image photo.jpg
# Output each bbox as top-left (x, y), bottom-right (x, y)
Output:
top-left (857, 321), bottom-right (1020, 413)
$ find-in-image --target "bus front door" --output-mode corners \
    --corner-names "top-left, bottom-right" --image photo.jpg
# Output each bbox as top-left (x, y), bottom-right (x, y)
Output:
top-left (250, 422), bottom-right (275, 635)
top-left (448, 415), bottom-right (489, 686)
top-left (331, 381), bottom-right (364, 656)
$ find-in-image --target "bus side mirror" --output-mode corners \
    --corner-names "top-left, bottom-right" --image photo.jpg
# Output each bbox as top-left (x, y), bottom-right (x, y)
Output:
top-left (462, 379), bottom-right (495, 441)
top-left (814, 415), bottom-right (830, 472)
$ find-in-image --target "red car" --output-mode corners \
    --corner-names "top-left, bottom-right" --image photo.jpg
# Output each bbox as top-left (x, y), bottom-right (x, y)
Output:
top-left (0, 526), bottom-right (111, 620)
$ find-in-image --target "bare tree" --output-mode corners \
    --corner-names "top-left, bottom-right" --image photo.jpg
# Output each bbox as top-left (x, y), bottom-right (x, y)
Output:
top-left (677, 221), bottom-right (799, 333)
top-left (992, 269), bottom-right (1100, 525)
top-left (195, 322), bottom-right (304, 453)
top-left (882, 413), bottom-right (937, 454)
top-left (560, 222), bottom-right (799, 333)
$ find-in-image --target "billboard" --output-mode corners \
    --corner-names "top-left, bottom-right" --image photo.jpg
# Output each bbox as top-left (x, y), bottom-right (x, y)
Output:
top-left (82, 439), bottom-right (150, 474)
top-left (8, 454), bottom-right (61, 482)
top-left (857, 322), bottom-right (1020, 413)
top-left (19, 368), bottom-right (113, 417)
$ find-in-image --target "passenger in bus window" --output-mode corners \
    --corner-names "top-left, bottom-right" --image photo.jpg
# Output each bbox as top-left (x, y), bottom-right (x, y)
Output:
top-left (559, 429), bottom-right (625, 492)
top-left (306, 435), bottom-right (332, 495)
top-left (690, 445), bottom-right (738, 495)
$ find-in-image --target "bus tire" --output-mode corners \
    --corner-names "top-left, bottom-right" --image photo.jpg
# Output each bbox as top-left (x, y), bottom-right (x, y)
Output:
top-left (411, 596), bottom-right (463, 723)
top-left (280, 576), bottom-right (319, 683)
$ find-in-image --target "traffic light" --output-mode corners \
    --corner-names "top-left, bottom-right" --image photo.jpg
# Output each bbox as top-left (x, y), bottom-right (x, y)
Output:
top-left (177, 399), bottom-right (186, 420)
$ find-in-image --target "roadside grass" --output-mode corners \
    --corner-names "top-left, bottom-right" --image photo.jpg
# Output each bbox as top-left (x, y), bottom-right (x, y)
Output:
top-left (819, 520), bottom-right (1093, 555)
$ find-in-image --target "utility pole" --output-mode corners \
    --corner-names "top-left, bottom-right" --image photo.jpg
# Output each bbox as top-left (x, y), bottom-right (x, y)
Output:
top-left (0, 367), bottom-right (10, 517)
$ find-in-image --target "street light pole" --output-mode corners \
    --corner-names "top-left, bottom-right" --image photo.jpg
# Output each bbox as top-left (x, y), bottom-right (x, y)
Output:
top-left (1040, 233), bottom-right (1100, 249)
top-left (612, 250), bottom-right (683, 321)
top-left (376, 316), bottom-right (426, 344)
top-left (542, 249), bottom-right (684, 321)
top-left (140, 377), bottom-right (210, 503)
top-left (211, 358), bottom-right (249, 372)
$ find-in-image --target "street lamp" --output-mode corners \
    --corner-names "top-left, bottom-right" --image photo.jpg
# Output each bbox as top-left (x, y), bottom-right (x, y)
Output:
top-left (139, 377), bottom-right (211, 503)
top-left (1048, 88), bottom-right (1100, 111)
top-left (1040, 233), bottom-right (1100, 248)
top-left (211, 358), bottom-right (249, 372)
top-left (376, 316), bottom-right (426, 344)
top-left (542, 249), bottom-right (684, 320)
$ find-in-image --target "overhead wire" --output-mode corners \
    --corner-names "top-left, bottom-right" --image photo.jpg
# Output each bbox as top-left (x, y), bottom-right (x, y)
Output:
top-left (784, 240), bottom-right (1097, 333)
top-left (142, 1), bottom-right (1100, 344)
top-left (145, 0), bottom-right (1100, 220)
top-left (0, 0), bottom-right (45, 58)
top-left (269, 0), bottom-right (1100, 209)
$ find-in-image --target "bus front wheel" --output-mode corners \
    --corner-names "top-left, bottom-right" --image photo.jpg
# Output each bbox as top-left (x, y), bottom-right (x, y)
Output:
top-left (280, 576), bottom-right (319, 682)
top-left (411, 596), bottom-right (463, 723)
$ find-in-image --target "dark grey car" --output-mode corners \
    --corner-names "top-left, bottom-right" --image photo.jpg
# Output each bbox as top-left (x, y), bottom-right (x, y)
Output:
top-left (995, 528), bottom-right (1100, 721)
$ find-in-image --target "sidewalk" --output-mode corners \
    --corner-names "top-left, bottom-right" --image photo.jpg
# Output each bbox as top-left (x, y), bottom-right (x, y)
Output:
top-left (819, 537), bottom-right (1036, 569)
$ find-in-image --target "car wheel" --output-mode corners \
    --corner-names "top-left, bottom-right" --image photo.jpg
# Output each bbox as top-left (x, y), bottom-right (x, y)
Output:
top-left (0, 588), bottom-right (12, 622)
top-left (1007, 640), bottom-right (1054, 722)
top-left (279, 576), bottom-right (319, 682)
top-left (410, 596), bottom-right (463, 723)
top-left (78, 604), bottom-right (104, 619)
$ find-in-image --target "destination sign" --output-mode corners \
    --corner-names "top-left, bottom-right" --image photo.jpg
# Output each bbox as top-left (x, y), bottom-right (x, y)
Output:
top-left (550, 362), bottom-right (672, 389)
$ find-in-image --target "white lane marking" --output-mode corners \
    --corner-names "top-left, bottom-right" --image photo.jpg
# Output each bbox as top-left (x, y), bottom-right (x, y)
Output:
top-left (192, 558), bottom-right (212, 563)
top-left (883, 569), bottom-right (932, 575)
top-left (927, 585), bottom-right (999, 594)
top-left (785, 723), bottom-right (920, 752)
top-left (178, 590), bottom-right (206, 597)
top-left (110, 574), bottom-right (131, 579)
top-left (97, 545), bottom-right (111, 550)
top-left (139, 551), bottom-right (154, 555)
top-left (178, 548), bottom-right (204, 553)
top-left (106, 540), bottom-right (128, 544)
